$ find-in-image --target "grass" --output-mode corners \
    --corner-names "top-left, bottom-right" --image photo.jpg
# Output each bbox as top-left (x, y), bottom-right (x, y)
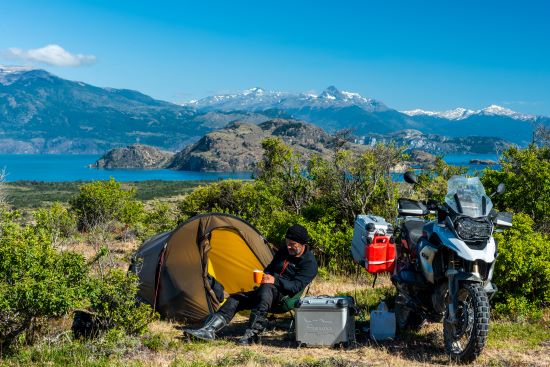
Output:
top-left (488, 321), bottom-right (550, 350)
top-left (4, 180), bottom-right (209, 208)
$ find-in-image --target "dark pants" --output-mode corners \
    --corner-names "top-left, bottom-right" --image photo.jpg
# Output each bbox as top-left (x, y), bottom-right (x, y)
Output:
top-left (217, 284), bottom-right (283, 323)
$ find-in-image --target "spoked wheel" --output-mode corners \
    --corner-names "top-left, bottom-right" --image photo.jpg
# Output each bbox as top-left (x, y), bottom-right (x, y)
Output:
top-left (444, 283), bottom-right (489, 363)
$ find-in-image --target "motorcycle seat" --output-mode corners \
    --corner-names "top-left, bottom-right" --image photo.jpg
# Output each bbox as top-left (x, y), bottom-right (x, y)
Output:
top-left (402, 220), bottom-right (424, 249)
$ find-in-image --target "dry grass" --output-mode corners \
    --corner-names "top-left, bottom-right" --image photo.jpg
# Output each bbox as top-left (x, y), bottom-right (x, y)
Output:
top-left (119, 317), bottom-right (550, 367)
top-left (155, 275), bottom-right (550, 367)
top-left (3, 276), bottom-right (548, 367)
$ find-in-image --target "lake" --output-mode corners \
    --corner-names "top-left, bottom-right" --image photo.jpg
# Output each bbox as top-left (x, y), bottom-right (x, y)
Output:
top-left (0, 155), bottom-right (252, 182)
top-left (0, 153), bottom-right (499, 182)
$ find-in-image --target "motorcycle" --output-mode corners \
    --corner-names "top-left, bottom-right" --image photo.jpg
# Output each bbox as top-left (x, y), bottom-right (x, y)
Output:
top-left (392, 172), bottom-right (512, 363)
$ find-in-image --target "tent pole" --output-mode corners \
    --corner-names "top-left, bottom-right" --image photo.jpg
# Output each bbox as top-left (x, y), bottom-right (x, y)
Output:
top-left (152, 243), bottom-right (168, 313)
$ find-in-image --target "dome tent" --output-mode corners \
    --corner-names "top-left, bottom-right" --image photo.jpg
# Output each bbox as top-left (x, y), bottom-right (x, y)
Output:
top-left (130, 213), bottom-right (274, 322)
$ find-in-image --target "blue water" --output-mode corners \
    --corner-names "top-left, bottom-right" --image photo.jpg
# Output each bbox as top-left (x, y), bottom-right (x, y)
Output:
top-left (0, 153), bottom-right (500, 182)
top-left (443, 153), bottom-right (499, 167)
top-left (0, 155), bottom-right (252, 182)
top-left (443, 153), bottom-right (500, 175)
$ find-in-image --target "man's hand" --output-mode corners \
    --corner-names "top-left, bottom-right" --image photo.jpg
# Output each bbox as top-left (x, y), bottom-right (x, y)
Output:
top-left (261, 273), bottom-right (275, 284)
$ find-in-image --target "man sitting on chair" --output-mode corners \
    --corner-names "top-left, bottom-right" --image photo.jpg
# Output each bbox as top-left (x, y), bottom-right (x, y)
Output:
top-left (184, 224), bottom-right (318, 345)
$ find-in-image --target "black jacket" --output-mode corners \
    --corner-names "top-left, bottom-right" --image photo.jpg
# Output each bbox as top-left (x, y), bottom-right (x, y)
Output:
top-left (263, 245), bottom-right (318, 296)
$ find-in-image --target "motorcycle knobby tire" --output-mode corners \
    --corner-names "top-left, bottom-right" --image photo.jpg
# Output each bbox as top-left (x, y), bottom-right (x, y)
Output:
top-left (444, 283), bottom-right (490, 364)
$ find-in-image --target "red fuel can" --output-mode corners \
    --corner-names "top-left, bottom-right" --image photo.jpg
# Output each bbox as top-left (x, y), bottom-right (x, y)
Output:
top-left (365, 235), bottom-right (396, 273)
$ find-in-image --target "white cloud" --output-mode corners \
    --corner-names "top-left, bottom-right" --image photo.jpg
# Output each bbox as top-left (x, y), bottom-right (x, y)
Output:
top-left (5, 44), bottom-right (96, 67)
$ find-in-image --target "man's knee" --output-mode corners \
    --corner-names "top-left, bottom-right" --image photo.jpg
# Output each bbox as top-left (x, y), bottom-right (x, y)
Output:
top-left (257, 284), bottom-right (276, 297)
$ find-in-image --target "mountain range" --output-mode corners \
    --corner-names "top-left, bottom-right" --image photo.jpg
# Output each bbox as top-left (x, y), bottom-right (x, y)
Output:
top-left (187, 87), bottom-right (549, 145)
top-left (0, 66), bottom-right (276, 153)
top-left (1, 65), bottom-right (547, 154)
top-left (364, 129), bottom-right (511, 154)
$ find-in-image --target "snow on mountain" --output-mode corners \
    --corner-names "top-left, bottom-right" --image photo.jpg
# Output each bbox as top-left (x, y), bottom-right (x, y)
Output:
top-left (400, 109), bottom-right (440, 117)
top-left (401, 107), bottom-right (475, 120)
top-left (186, 86), bottom-right (387, 112)
top-left (242, 87), bottom-right (265, 96)
top-left (0, 65), bottom-right (38, 85)
top-left (401, 105), bottom-right (536, 121)
top-left (480, 104), bottom-right (534, 121)
top-left (438, 108), bottom-right (476, 120)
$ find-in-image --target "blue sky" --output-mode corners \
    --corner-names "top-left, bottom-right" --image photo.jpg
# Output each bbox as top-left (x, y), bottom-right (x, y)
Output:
top-left (1, 0), bottom-right (549, 115)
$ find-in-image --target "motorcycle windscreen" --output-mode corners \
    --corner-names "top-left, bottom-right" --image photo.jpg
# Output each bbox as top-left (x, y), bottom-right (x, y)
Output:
top-left (445, 176), bottom-right (493, 217)
top-left (207, 228), bottom-right (264, 294)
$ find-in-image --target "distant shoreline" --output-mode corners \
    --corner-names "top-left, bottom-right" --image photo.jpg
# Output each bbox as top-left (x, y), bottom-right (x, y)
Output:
top-left (0, 153), bottom-right (499, 182)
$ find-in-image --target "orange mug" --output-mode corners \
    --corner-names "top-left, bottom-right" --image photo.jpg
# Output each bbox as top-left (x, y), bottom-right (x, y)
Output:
top-left (253, 269), bottom-right (264, 284)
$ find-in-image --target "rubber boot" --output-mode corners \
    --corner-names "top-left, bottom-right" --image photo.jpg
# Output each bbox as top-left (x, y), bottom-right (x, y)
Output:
top-left (184, 313), bottom-right (227, 341)
top-left (237, 312), bottom-right (267, 345)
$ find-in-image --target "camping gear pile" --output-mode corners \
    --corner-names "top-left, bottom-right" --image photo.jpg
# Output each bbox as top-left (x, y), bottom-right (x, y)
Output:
top-left (130, 212), bottom-right (396, 348)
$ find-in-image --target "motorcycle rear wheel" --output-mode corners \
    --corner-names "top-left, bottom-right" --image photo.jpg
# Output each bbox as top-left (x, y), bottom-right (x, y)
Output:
top-left (443, 283), bottom-right (489, 363)
top-left (395, 294), bottom-right (426, 331)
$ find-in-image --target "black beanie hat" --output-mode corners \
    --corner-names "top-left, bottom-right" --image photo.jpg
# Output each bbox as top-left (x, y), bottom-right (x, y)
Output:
top-left (285, 224), bottom-right (309, 245)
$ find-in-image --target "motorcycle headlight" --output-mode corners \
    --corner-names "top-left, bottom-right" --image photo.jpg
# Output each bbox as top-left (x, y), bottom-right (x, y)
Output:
top-left (454, 217), bottom-right (492, 241)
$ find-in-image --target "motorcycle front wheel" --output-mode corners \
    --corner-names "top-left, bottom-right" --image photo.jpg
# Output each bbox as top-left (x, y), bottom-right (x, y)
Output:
top-left (443, 283), bottom-right (489, 363)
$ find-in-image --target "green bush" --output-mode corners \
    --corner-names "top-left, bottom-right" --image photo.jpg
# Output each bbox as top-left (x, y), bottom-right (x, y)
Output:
top-left (256, 137), bottom-right (314, 214)
top-left (69, 178), bottom-right (144, 231)
top-left (86, 269), bottom-right (157, 335)
top-left (482, 145), bottom-right (550, 233)
top-left (178, 180), bottom-right (283, 222)
top-left (33, 202), bottom-right (77, 247)
top-left (413, 157), bottom-right (468, 202)
top-left (0, 211), bottom-right (88, 349)
top-left (297, 218), bottom-right (354, 272)
top-left (177, 179), bottom-right (287, 239)
top-left (492, 213), bottom-right (550, 320)
top-left (176, 179), bottom-right (356, 271)
top-left (308, 144), bottom-right (404, 225)
top-left (138, 200), bottom-right (178, 239)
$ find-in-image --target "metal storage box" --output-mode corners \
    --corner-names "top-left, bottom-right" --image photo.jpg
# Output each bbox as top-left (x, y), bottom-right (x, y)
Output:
top-left (351, 214), bottom-right (393, 265)
top-left (295, 296), bottom-right (355, 346)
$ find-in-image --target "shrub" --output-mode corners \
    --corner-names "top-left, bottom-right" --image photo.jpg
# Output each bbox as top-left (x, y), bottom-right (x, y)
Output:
top-left (0, 212), bottom-right (88, 349)
top-left (492, 213), bottom-right (550, 320)
top-left (307, 144), bottom-right (404, 225)
top-left (33, 202), bottom-right (77, 247)
top-left (177, 179), bottom-right (284, 226)
top-left (413, 157), bottom-right (468, 202)
top-left (69, 178), bottom-right (144, 231)
top-left (176, 141), bottom-right (404, 272)
top-left (138, 200), bottom-right (178, 239)
top-left (256, 137), bottom-right (314, 214)
top-left (86, 269), bottom-right (157, 335)
top-left (298, 218), bottom-right (354, 272)
top-left (482, 145), bottom-right (550, 233)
